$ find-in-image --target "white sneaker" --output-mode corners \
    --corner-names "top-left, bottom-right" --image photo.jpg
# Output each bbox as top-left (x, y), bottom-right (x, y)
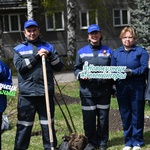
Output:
top-left (133, 146), bottom-right (141, 150)
top-left (123, 146), bottom-right (132, 150)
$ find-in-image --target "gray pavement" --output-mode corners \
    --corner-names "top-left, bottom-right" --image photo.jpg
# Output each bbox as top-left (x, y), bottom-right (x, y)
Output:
top-left (54, 72), bottom-right (76, 83)
top-left (12, 72), bottom-right (76, 86)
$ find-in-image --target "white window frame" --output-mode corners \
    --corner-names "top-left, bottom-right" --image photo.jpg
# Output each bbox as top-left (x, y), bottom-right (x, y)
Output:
top-left (79, 10), bottom-right (98, 29)
top-left (113, 9), bottom-right (130, 27)
top-left (45, 11), bottom-right (65, 31)
top-left (3, 14), bottom-right (21, 33)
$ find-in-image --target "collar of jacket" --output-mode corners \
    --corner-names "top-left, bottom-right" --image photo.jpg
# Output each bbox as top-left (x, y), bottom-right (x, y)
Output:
top-left (118, 44), bottom-right (136, 52)
top-left (23, 37), bottom-right (46, 45)
top-left (89, 43), bottom-right (101, 50)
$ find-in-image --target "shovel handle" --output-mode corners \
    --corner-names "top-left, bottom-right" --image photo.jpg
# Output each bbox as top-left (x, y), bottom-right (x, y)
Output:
top-left (42, 55), bottom-right (54, 150)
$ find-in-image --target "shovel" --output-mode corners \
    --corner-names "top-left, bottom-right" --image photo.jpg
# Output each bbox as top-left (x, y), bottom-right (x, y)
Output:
top-left (42, 55), bottom-right (54, 150)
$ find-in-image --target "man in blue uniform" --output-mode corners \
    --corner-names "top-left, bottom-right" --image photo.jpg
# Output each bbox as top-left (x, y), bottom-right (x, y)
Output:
top-left (13, 20), bottom-right (63, 150)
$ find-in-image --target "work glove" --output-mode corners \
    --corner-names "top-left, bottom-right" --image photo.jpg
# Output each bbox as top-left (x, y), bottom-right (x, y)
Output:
top-left (125, 68), bottom-right (132, 76)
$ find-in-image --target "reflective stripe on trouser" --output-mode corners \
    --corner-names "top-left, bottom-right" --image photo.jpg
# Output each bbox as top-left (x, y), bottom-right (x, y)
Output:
top-left (117, 84), bottom-right (145, 147)
top-left (81, 93), bottom-right (111, 147)
top-left (14, 95), bottom-right (57, 150)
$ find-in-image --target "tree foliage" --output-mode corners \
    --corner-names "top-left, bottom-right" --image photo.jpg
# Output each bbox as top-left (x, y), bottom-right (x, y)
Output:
top-left (130, 0), bottom-right (150, 48)
top-left (40, 0), bottom-right (64, 15)
top-left (39, 0), bottom-right (111, 66)
top-left (87, 0), bottom-right (111, 23)
top-left (40, 0), bottom-right (76, 67)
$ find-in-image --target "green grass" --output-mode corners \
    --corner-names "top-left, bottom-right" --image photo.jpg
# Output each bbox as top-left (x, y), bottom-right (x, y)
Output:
top-left (2, 81), bottom-right (150, 150)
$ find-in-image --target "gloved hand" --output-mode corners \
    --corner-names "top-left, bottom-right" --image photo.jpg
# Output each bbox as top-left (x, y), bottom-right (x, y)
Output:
top-left (125, 68), bottom-right (132, 76)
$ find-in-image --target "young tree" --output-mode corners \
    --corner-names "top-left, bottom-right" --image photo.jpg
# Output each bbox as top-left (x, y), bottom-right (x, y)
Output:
top-left (130, 0), bottom-right (150, 49)
top-left (66, 0), bottom-right (76, 65)
top-left (41, 0), bottom-right (76, 66)
top-left (40, 0), bottom-right (110, 66)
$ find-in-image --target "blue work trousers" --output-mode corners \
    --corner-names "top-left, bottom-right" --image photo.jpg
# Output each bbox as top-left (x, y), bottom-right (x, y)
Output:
top-left (14, 95), bottom-right (57, 150)
top-left (116, 83), bottom-right (145, 147)
top-left (81, 93), bottom-right (111, 148)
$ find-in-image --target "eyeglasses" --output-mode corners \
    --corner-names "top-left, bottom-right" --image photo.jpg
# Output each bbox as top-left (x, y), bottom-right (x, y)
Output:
top-left (122, 37), bottom-right (133, 40)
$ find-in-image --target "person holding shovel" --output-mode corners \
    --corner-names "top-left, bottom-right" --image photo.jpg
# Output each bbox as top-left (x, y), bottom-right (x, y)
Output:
top-left (74, 24), bottom-right (113, 150)
top-left (0, 60), bottom-right (12, 150)
top-left (13, 20), bottom-right (63, 150)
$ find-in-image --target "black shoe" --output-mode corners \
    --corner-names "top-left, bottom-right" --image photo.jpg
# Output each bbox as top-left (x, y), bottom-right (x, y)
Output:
top-left (84, 143), bottom-right (96, 150)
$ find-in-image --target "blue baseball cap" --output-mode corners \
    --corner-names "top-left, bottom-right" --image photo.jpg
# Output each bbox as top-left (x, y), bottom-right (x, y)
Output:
top-left (24, 20), bottom-right (38, 29)
top-left (88, 24), bottom-right (100, 33)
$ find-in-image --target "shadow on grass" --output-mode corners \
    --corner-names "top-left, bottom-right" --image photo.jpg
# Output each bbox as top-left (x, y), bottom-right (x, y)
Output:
top-left (107, 130), bottom-right (150, 148)
top-left (107, 135), bottom-right (124, 147)
top-left (143, 130), bottom-right (150, 146)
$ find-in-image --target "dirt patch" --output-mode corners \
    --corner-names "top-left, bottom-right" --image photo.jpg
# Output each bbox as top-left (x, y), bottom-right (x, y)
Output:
top-left (55, 93), bottom-right (150, 132)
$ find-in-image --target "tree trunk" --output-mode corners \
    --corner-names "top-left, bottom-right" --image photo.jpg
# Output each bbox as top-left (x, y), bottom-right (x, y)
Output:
top-left (66, 0), bottom-right (76, 65)
top-left (27, 0), bottom-right (33, 20)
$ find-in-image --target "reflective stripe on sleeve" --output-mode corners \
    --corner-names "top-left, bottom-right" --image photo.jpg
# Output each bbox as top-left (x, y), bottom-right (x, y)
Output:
top-left (51, 58), bottom-right (60, 65)
top-left (24, 58), bottom-right (32, 69)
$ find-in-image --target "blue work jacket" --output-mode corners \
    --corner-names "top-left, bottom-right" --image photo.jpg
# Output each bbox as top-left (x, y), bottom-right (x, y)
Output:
top-left (0, 60), bottom-right (12, 112)
top-left (74, 44), bottom-right (113, 97)
top-left (13, 39), bottom-right (63, 96)
top-left (111, 45), bottom-right (149, 85)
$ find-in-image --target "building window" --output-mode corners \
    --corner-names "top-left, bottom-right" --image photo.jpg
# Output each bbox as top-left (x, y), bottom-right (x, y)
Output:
top-left (45, 11), bottom-right (64, 31)
top-left (2, 14), bottom-right (26, 32)
top-left (79, 10), bottom-right (98, 29)
top-left (113, 9), bottom-right (130, 27)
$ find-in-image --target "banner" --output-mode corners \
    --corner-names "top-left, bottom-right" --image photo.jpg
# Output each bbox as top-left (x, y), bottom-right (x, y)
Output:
top-left (80, 61), bottom-right (127, 80)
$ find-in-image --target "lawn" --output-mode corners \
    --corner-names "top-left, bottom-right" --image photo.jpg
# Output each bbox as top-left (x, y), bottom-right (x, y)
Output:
top-left (1, 81), bottom-right (150, 150)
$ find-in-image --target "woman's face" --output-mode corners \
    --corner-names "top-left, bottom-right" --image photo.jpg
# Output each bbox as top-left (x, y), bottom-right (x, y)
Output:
top-left (121, 31), bottom-right (135, 50)
top-left (88, 31), bottom-right (101, 45)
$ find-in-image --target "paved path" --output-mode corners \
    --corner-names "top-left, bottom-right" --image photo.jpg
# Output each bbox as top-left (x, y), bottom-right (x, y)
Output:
top-left (54, 72), bottom-right (76, 83)
top-left (12, 72), bottom-right (76, 86)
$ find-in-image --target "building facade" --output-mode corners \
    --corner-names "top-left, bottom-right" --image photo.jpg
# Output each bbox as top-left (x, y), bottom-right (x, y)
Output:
top-left (0, 0), bottom-right (136, 58)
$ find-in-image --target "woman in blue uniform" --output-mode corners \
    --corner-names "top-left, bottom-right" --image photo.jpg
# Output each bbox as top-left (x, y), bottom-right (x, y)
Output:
top-left (111, 27), bottom-right (149, 150)
top-left (74, 24), bottom-right (113, 150)
top-left (0, 60), bottom-right (12, 150)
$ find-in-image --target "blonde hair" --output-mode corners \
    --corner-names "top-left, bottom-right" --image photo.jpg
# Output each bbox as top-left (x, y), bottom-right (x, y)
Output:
top-left (120, 27), bottom-right (136, 39)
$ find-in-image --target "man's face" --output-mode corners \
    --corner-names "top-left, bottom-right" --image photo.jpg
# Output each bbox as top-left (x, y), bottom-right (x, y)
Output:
top-left (24, 26), bottom-right (40, 41)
